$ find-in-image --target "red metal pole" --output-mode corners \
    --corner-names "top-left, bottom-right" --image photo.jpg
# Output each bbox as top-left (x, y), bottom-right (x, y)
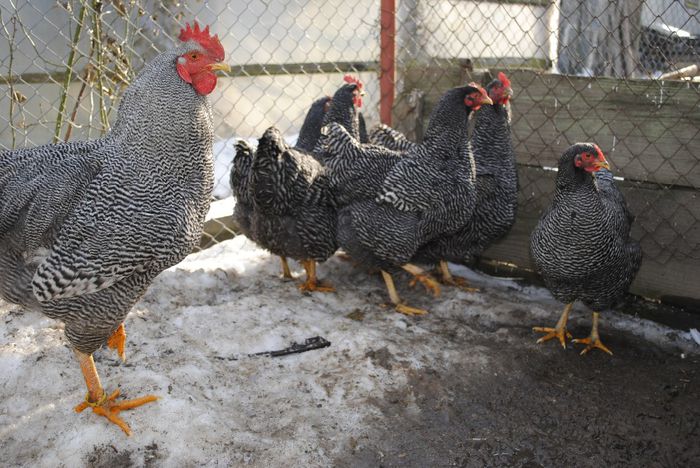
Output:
top-left (380, 0), bottom-right (396, 126)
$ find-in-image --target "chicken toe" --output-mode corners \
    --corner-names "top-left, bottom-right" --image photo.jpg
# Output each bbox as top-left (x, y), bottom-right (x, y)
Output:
top-left (436, 260), bottom-right (479, 292)
top-left (573, 312), bottom-right (613, 355)
top-left (298, 259), bottom-right (335, 293)
top-left (75, 389), bottom-right (158, 436)
top-left (533, 303), bottom-right (573, 349)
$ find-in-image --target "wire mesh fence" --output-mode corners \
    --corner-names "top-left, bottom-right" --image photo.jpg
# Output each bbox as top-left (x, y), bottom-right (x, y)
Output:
top-left (1, 0), bottom-right (699, 302)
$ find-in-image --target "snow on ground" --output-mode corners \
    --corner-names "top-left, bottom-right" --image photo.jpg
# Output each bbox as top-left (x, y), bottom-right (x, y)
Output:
top-left (1, 237), bottom-right (698, 466)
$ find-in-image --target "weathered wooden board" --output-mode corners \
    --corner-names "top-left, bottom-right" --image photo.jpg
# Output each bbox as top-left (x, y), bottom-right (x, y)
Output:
top-left (481, 165), bottom-right (700, 303)
top-left (395, 67), bottom-right (700, 188)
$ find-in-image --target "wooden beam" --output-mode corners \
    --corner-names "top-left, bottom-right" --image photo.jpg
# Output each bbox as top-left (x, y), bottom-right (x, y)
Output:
top-left (0, 61), bottom-right (380, 85)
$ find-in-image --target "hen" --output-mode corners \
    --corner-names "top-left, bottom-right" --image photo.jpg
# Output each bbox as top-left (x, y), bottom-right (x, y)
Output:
top-left (530, 143), bottom-right (642, 355)
top-left (413, 73), bottom-right (517, 288)
top-left (231, 95), bottom-right (331, 279)
top-left (322, 84), bottom-right (492, 315)
top-left (0, 22), bottom-right (227, 434)
top-left (230, 77), bottom-right (364, 291)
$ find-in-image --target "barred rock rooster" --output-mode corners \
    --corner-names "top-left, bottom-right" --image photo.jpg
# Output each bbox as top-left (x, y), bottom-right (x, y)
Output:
top-left (230, 76), bottom-right (364, 291)
top-left (231, 95), bottom-right (331, 279)
top-left (322, 84), bottom-right (492, 315)
top-left (413, 73), bottom-right (517, 288)
top-left (0, 22), bottom-right (228, 434)
top-left (530, 143), bottom-right (642, 355)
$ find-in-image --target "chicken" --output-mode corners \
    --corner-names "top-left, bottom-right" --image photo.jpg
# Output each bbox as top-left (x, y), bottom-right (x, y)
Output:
top-left (322, 84), bottom-right (493, 315)
top-left (368, 123), bottom-right (417, 153)
top-left (0, 22), bottom-right (228, 434)
top-left (412, 72), bottom-right (517, 289)
top-left (530, 143), bottom-right (642, 355)
top-left (231, 96), bottom-right (331, 279)
top-left (230, 77), bottom-right (364, 292)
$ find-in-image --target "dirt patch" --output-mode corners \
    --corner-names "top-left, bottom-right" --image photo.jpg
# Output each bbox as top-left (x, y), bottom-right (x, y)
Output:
top-left (338, 317), bottom-right (700, 467)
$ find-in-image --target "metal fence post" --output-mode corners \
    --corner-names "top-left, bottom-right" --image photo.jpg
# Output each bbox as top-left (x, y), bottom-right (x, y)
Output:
top-left (380, 0), bottom-right (396, 126)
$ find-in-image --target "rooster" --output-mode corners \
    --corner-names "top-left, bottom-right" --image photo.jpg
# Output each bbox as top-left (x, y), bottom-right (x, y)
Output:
top-left (413, 72), bottom-right (517, 289)
top-left (530, 143), bottom-right (642, 355)
top-left (230, 76), bottom-right (364, 292)
top-left (0, 22), bottom-right (228, 434)
top-left (321, 84), bottom-right (492, 315)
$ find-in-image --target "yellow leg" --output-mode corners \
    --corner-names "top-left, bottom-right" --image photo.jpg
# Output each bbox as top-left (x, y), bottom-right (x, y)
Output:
top-left (533, 303), bottom-right (574, 349)
top-left (403, 263), bottom-right (441, 297)
top-left (573, 312), bottom-right (613, 356)
top-left (280, 256), bottom-right (294, 280)
top-left (73, 350), bottom-right (158, 436)
top-left (107, 323), bottom-right (126, 362)
top-left (298, 259), bottom-right (335, 293)
top-left (436, 260), bottom-right (479, 292)
top-left (381, 270), bottom-right (427, 316)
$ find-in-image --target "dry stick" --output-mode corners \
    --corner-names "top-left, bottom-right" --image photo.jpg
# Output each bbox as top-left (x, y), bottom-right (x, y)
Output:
top-left (0, 13), bottom-right (19, 149)
top-left (64, 64), bottom-right (94, 142)
top-left (54, 2), bottom-right (87, 143)
top-left (91, 0), bottom-right (109, 134)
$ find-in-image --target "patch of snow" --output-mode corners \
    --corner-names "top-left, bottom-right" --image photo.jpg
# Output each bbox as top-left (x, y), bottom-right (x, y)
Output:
top-left (1, 237), bottom-right (696, 465)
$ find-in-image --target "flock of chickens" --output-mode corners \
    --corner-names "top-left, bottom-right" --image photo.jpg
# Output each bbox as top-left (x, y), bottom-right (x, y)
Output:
top-left (0, 23), bottom-right (641, 435)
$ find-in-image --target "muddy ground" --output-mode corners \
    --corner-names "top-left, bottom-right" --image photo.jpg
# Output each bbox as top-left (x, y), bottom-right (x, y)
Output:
top-left (1, 238), bottom-right (698, 467)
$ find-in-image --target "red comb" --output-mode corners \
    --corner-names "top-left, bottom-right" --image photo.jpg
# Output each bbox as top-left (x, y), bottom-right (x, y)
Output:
top-left (343, 75), bottom-right (363, 90)
top-left (498, 72), bottom-right (511, 88)
top-left (179, 22), bottom-right (224, 62)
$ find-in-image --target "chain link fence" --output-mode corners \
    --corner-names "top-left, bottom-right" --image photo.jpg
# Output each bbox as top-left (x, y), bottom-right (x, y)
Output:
top-left (1, 0), bottom-right (699, 303)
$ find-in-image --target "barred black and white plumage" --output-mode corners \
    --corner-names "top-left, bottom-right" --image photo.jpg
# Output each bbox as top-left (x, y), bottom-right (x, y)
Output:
top-left (231, 95), bottom-right (330, 241)
top-left (368, 123), bottom-right (417, 153)
top-left (530, 143), bottom-right (642, 311)
top-left (229, 79), bottom-right (362, 289)
top-left (0, 41), bottom-right (217, 355)
top-left (414, 75), bottom-right (518, 265)
top-left (247, 127), bottom-right (337, 262)
top-left (323, 84), bottom-right (489, 272)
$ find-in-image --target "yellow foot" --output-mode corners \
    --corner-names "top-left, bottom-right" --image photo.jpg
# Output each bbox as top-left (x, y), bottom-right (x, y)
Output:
top-left (298, 279), bottom-right (336, 293)
top-left (75, 389), bottom-right (158, 436)
top-left (533, 326), bottom-right (573, 349)
top-left (438, 274), bottom-right (480, 293)
top-left (395, 303), bottom-right (428, 316)
top-left (573, 335), bottom-right (613, 356)
top-left (107, 323), bottom-right (126, 362)
top-left (408, 274), bottom-right (441, 297)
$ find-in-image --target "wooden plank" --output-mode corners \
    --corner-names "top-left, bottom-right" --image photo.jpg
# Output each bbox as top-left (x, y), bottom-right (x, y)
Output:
top-left (0, 61), bottom-right (380, 85)
top-left (481, 165), bottom-right (700, 303)
top-left (394, 67), bottom-right (700, 188)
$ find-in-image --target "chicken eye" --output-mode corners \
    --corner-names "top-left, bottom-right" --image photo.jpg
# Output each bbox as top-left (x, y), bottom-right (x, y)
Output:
top-left (190, 53), bottom-right (199, 60)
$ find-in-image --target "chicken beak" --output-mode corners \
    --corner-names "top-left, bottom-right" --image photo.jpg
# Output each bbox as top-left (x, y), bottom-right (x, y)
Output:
top-left (504, 87), bottom-right (514, 98)
top-left (594, 160), bottom-right (610, 171)
top-left (209, 62), bottom-right (231, 73)
top-left (482, 95), bottom-right (494, 106)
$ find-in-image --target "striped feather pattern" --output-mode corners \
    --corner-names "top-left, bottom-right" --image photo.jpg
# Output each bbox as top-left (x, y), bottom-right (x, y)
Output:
top-left (0, 42), bottom-right (215, 353)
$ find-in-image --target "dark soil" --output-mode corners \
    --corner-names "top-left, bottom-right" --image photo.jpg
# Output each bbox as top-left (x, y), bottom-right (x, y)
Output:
top-left (337, 311), bottom-right (700, 468)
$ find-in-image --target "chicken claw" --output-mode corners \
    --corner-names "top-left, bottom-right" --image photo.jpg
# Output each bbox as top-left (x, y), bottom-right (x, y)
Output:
top-left (533, 326), bottom-right (572, 348)
top-left (533, 303), bottom-right (573, 349)
top-left (298, 259), bottom-right (335, 293)
top-left (403, 263), bottom-right (441, 297)
top-left (436, 261), bottom-right (479, 292)
top-left (75, 389), bottom-right (158, 436)
top-left (298, 278), bottom-right (336, 293)
top-left (573, 312), bottom-right (613, 355)
top-left (394, 303), bottom-right (428, 316)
